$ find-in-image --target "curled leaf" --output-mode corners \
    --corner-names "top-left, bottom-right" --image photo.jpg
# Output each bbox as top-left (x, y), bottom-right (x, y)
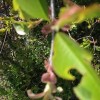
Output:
top-left (27, 83), bottom-right (57, 100)
top-left (41, 60), bottom-right (57, 84)
top-left (53, 5), bottom-right (81, 31)
top-left (41, 71), bottom-right (57, 84)
top-left (53, 4), bottom-right (100, 31)
top-left (27, 89), bottom-right (45, 99)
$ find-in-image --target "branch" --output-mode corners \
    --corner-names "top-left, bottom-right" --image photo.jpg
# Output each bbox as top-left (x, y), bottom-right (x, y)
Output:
top-left (49, 0), bottom-right (55, 66)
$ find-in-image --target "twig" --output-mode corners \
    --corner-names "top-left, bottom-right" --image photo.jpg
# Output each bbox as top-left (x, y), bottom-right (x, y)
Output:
top-left (0, 31), bottom-right (8, 54)
top-left (49, 0), bottom-right (55, 66)
top-left (67, 31), bottom-right (75, 41)
top-left (89, 21), bottom-right (97, 36)
top-left (0, 0), bottom-right (9, 54)
top-left (77, 36), bottom-right (96, 51)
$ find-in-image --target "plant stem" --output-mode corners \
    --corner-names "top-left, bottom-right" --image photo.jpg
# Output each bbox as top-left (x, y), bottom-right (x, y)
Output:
top-left (49, 0), bottom-right (55, 66)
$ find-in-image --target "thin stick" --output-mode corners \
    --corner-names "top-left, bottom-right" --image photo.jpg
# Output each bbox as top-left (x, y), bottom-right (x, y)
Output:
top-left (0, 0), bottom-right (8, 54)
top-left (49, 0), bottom-right (55, 66)
top-left (0, 31), bottom-right (8, 54)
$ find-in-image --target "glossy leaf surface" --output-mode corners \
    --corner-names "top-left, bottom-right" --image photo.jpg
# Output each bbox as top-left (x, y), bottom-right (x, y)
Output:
top-left (53, 32), bottom-right (100, 100)
top-left (13, 23), bottom-right (29, 35)
top-left (13, 0), bottom-right (49, 21)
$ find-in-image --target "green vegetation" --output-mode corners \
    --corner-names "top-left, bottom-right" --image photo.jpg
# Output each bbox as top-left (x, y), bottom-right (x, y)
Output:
top-left (0, 0), bottom-right (100, 100)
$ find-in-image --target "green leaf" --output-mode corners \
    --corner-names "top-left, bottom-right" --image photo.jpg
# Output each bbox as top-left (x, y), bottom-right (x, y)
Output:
top-left (95, 46), bottom-right (100, 51)
top-left (13, 0), bottom-right (49, 21)
top-left (53, 32), bottom-right (100, 100)
top-left (0, 28), bottom-right (6, 33)
top-left (13, 23), bottom-right (29, 35)
top-left (53, 4), bottom-right (100, 30)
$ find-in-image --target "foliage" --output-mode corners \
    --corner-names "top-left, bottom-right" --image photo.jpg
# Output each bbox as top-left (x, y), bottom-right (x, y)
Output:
top-left (72, 0), bottom-right (100, 5)
top-left (13, 0), bottom-right (49, 21)
top-left (13, 23), bottom-right (29, 35)
top-left (53, 32), bottom-right (100, 99)
top-left (0, 25), bottom-right (50, 99)
top-left (53, 4), bottom-right (100, 31)
top-left (0, 0), bottom-right (100, 100)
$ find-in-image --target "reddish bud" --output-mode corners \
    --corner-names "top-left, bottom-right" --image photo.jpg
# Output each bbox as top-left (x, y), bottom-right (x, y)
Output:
top-left (41, 24), bottom-right (51, 35)
top-left (41, 71), bottom-right (57, 84)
